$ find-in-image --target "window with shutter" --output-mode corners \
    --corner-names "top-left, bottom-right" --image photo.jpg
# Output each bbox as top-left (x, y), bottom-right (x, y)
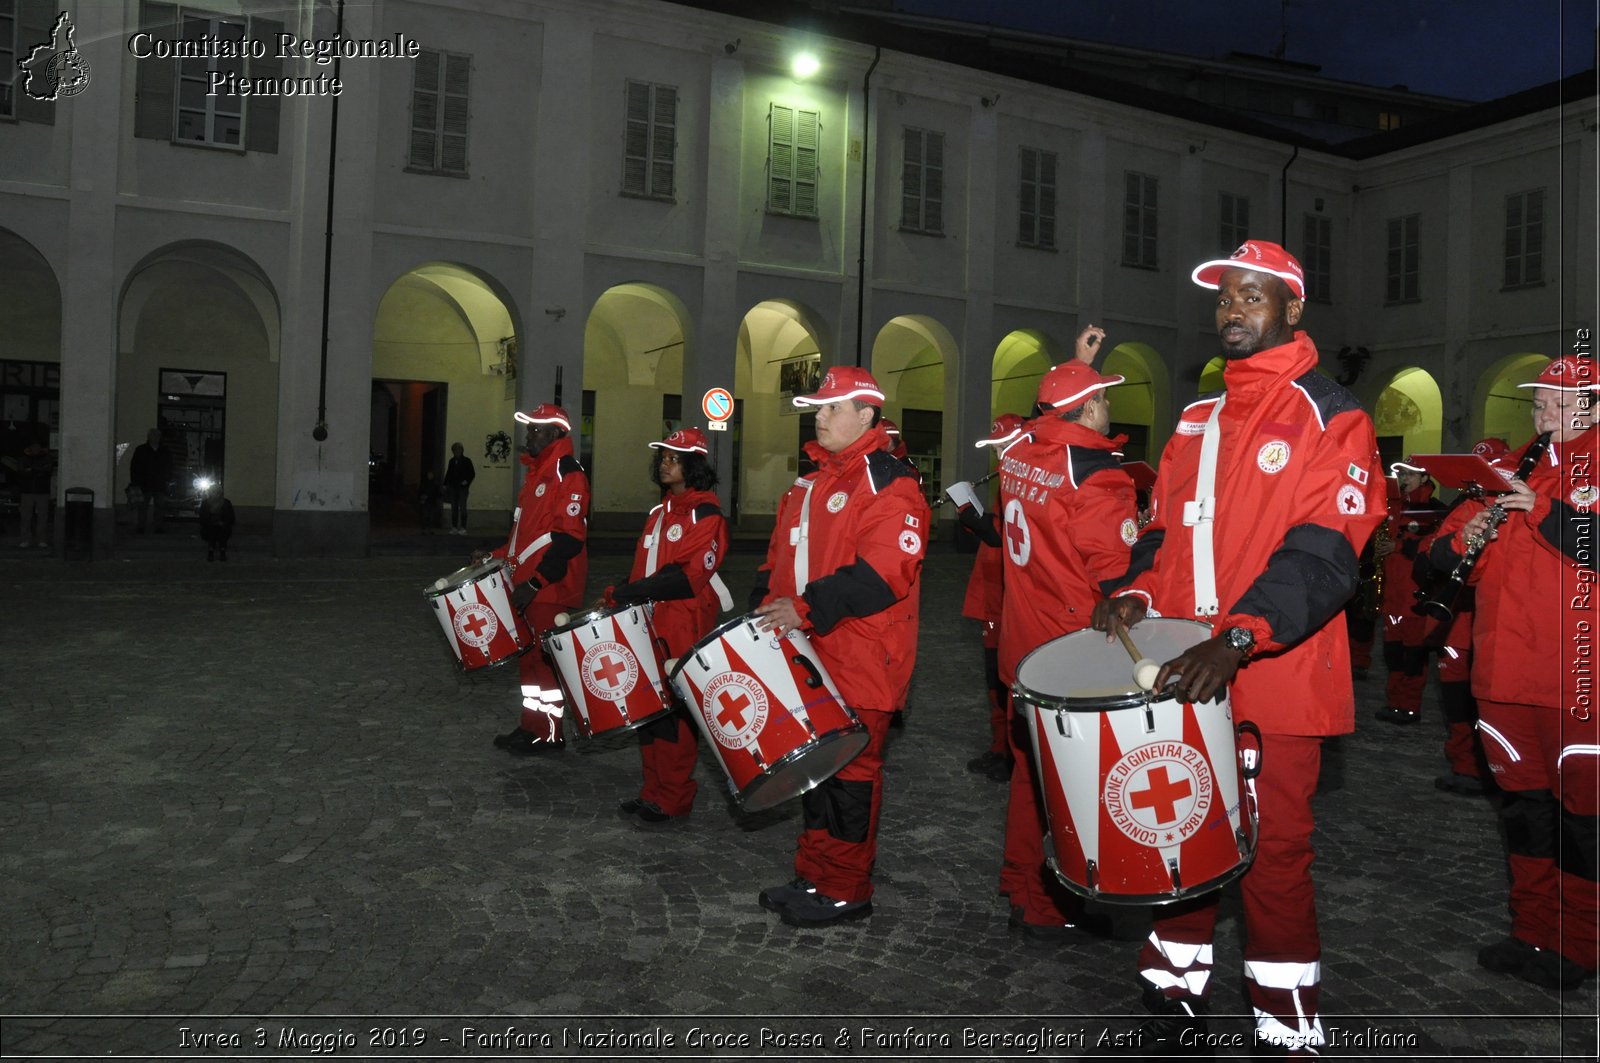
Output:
top-left (408, 48), bottom-right (470, 175)
top-left (1383, 213), bottom-right (1420, 304)
top-left (174, 9), bottom-right (247, 147)
top-left (1122, 171), bottom-right (1158, 268)
top-left (1301, 214), bottom-right (1331, 302)
top-left (622, 80), bottom-right (676, 200)
top-left (1018, 146), bottom-right (1057, 250)
top-left (1502, 189), bottom-right (1544, 289)
top-left (767, 103), bottom-right (819, 217)
top-left (1219, 192), bottom-right (1249, 253)
top-left (901, 126), bottom-right (944, 234)
top-left (0, 0), bottom-right (16, 120)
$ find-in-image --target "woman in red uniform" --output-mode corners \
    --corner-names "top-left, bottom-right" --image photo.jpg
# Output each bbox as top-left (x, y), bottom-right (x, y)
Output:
top-left (608, 428), bottom-right (730, 824)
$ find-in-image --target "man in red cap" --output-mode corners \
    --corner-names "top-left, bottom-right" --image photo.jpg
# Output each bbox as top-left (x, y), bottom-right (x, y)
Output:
top-left (953, 411), bottom-right (1027, 782)
top-left (481, 404), bottom-right (589, 755)
top-left (995, 323), bottom-right (1133, 942)
top-left (749, 365), bottom-right (929, 927)
top-left (1374, 457), bottom-right (1446, 724)
top-left (1093, 240), bottom-right (1385, 1055)
top-left (607, 427), bottom-right (729, 823)
top-left (1431, 356), bottom-right (1598, 991)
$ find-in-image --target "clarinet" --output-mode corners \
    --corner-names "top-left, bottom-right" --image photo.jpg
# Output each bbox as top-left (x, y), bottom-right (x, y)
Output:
top-left (1418, 431), bottom-right (1553, 622)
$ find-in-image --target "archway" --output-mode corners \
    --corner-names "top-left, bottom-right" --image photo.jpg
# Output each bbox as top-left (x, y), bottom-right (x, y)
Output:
top-left (118, 242), bottom-right (279, 526)
top-left (1372, 367), bottom-right (1443, 468)
top-left (872, 314), bottom-right (958, 508)
top-left (371, 263), bottom-right (520, 529)
top-left (991, 330), bottom-right (1058, 421)
top-left (0, 228), bottom-right (62, 541)
top-left (1478, 352), bottom-right (1549, 450)
top-left (582, 283), bottom-right (692, 522)
top-left (1101, 342), bottom-right (1164, 463)
top-left (734, 299), bottom-right (830, 526)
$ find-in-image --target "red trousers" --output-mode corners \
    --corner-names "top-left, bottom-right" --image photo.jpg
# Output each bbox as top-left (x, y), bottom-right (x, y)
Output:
top-left (1477, 699), bottom-right (1600, 970)
top-left (1140, 733), bottom-right (1326, 1051)
top-left (517, 602), bottom-right (567, 743)
top-left (637, 711), bottom-right (700, 816)
top-left (794, 708), bottom-right (893, 902)
top-left (999, 693), bottom-right (1082, 923)
top-left (1383, 638), bottom-right (1428, 713)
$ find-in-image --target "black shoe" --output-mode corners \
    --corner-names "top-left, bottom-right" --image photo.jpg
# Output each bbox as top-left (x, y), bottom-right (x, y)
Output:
top-left (1012, 907), bottom-right (1115, 941)
top-left (889, 711), bottom-right (905, 730)
top-left (985, 756), bottom-right (1015, 782)
top-left (1374, 706), bottom-right (1419, 725)
top-left (493, 726), bottom-right (531, 749)
top-left (779, 890), bottom-right (872, 927)
top-left (1093, 996), bottom-right (1209, 1056)
top-left (507, 738), bottom-right (564, 757)
top-left (618, 798), bottom-right (646, 816)
top-left (758, 877), bottom-right (816, 913)
top-left (631, 799), bottom-right (682, 824)
top-left (966, 750), bottom-right (1005, 774)
top-left (1478, 935), bottom-right (1539, 974)
top-left (1434, 771), bottom-right (1486, 795)
top-left (1521, 948), bottom-right (1593, 991)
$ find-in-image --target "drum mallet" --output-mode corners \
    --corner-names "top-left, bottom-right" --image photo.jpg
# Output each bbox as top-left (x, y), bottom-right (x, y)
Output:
top-left (1114, 620), bottom-right (1162, 692)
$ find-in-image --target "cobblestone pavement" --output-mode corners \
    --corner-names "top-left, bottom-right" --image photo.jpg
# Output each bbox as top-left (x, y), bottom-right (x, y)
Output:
top-left (0, 545), bottom-right (1595, 1061)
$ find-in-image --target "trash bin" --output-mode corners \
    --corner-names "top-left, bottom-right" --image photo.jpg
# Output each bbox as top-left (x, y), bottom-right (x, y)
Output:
top-left (64, 486), bottom-right (93, 561)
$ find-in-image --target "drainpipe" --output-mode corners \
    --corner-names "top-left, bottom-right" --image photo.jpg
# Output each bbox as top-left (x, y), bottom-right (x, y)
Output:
top-left (854, 46), bottom-right (881, 367)
top-left (1280, 143), bottom-right (1299, 245)
top-left (312, 0), bottom-right (345, 443)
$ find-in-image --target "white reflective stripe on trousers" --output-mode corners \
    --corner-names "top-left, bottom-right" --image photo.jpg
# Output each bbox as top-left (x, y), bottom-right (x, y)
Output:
top-left (1476, 720), bottom-right (1523, 763)
top-left (1245, 959), bottom-right (1324, 1050)
top-left (1138, 932), bottom-right (1213, 998)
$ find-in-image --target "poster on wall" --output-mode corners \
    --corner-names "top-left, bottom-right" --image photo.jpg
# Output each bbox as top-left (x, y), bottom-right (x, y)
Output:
top-left (778, 354), bottom-right (821, 415)
top-left (484, 431), bottom-right (513, 468)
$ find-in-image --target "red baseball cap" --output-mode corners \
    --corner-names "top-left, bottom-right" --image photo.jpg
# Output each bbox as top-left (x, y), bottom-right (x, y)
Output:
top-left (1517, 355), bottom-right (1599, 393)
top-left (1390, 456), bottom-right (1429, 476)
top-left (881, 418), bottom-right (900, 437)
top-left (514, 404), bottom-right (572, 432)
top-left (792, 365), bottom-right (886, 408)
top-left (1191, 240), bottom-right (1306, 301)
top-left (649, 427), bottom-right (709, 454)
top-left (1471, 437), bottom-right (1512, 466)
top-left (974, 413), bottom-right (1027, 449)
top-left (1037, 360), bottom-right (1124, 412)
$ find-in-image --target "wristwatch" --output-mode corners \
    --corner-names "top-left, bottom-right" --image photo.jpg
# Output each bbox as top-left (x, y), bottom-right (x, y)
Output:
top-left (1221, 626), bottom-right (1256, 657)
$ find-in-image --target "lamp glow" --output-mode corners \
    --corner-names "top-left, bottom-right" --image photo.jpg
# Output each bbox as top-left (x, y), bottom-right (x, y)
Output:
top-left (791, 52), bottom-right (820, 80)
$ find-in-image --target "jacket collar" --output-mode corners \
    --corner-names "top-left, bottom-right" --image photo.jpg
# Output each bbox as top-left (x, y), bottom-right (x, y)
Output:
top-left (1221, 331), bottom-right (1320, 396)
top-left (804, 423), bottom-right (892, 473)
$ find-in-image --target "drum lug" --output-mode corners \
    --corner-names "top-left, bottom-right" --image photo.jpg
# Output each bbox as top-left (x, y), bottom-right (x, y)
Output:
top-left (1166, 858), bottom-right (1182, 893)
top-left (1054, 712), bottom-right (1068, 738)
top-left (1142, 706), bottom-right (1157, 733)
top-left (1084, 858), bottom-right (1098, 893)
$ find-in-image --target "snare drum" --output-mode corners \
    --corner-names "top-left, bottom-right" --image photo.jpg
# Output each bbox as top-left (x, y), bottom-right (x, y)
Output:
top-left (424, 558), bottom-right (533, 672)
top-left (1012, 617), bottom-right (1260, 906)
top-left (669, 614), bottom-right (868, 813)
top-left (541, 604), bottom-right (673, 738)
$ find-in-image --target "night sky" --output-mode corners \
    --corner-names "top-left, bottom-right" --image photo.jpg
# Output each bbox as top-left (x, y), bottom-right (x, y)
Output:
top-left (892, 0), bottom-right (1595, 102)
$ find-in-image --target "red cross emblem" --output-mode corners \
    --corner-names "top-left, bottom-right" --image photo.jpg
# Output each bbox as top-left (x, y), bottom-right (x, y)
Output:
top-left (461, 612), bottom-right (490, 639)
top-left (592, 654), bottom-right (626, 688)
top-left (1003, 499), bottom-right (1030, 565)
top-left (1130, 765), bottom-right (1194, 826)
top-left (717, 690), bottom-right (751, 729)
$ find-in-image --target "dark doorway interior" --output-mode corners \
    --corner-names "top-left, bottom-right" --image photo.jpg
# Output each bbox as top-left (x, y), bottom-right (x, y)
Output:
top-left (371, 378), bottom-right (447, 529)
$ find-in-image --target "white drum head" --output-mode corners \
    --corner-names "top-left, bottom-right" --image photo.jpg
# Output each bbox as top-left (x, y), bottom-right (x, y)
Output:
top-left (1015, 617), bottom-right (1215, 709)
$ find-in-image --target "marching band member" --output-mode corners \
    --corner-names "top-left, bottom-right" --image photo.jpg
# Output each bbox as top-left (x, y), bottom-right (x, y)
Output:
top-left (996, 324), bottom-right (1131, 941)
top-left (485, 404), bottom-right (590, 756)
top-left (1431, 355), bottom-right (1598, 991)
top-left (749, 366), bottom-right (929, 927)
top-left (1375, 458), bottom-right (1445, 724)
top-left (955, 413), bottom-right (1028, 782)
top-left (608, 428), bottom-right (730, 824)
top-left (1093, 241), bottom-right (1384, 1055)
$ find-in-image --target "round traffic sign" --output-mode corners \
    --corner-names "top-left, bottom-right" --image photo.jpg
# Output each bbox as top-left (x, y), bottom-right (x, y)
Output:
top-left (702, 387), bottom-right (734, 423)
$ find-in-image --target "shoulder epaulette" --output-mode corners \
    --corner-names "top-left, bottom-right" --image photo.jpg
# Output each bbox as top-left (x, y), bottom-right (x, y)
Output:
top-left (1291, 372), bottom-right (1363, 431)
top-left (693, 501), bottom-right (723, 522)
top-left (1067, 446), bottom-right (1125, 490)
top-left (865, 448), bottom-right (919, 493)
top-left (557, 455), bottom-right (585, 478)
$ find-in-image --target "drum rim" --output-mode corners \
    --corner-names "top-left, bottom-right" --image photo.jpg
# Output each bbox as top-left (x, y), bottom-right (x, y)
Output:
top-left (424, 556), bottom-right (509, 597)
top-left (1044, 812), bottom-right (1260, 907)
top-left (732, 722), bottom-right (869, 813)
top-left (572, 698), bottom-right (674, 738)
top-left (544, 600), bottom-right (653, 638)
top-left (1012, 617), bottom-right (1219, 709)
top-left (669, 613), bottom-right (773, 681)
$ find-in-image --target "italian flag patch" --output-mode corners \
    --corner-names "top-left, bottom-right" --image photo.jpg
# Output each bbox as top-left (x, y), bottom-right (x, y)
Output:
top-left (1346, 463), bottom-right (1369, 485)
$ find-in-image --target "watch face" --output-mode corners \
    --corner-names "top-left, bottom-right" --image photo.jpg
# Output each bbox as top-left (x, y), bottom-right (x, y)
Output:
top-left (1226, 627), bottom-right (1253, 651)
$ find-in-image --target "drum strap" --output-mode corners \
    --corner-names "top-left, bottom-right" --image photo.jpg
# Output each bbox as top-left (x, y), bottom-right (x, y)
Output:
top-left (793, 479), bottom-right (817, 592)
top-left (516, 531), bottom-right (553, 567)
top-left (1183, 397), bottom-right (1224, 617)
top-left (709, 574), bottom-right (735, 612)
top-left (643, 507), bottom-right (666, 576)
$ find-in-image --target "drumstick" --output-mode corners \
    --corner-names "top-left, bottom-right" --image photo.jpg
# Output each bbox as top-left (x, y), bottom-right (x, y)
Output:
top-left (1114, 620), bottom-right (1161, 692)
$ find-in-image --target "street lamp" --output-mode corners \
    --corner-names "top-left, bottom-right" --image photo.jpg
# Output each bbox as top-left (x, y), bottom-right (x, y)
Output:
top-left (791, 51), bottom-right (820, 80)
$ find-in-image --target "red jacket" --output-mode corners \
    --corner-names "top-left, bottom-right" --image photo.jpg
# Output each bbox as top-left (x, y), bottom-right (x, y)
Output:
top-left (1112, 332), bottom-right (1386, 736)
top-left (753, 425), bottom-right (929, 713)
top-left (611, 488), bottom-right (730, 658)
top-left (1380, 480), bottom-right (1444, 644)
top-left (490, 436), bottom-right (588, 607)
top-left (996, 418), bottom-right (1138, 685)
top-left (1432, 426), bottom-right (1599, 708)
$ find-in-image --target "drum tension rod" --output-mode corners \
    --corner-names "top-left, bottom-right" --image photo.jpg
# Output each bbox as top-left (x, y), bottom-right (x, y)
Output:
top-left (1166, 859), bottom-right (1182, 893)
